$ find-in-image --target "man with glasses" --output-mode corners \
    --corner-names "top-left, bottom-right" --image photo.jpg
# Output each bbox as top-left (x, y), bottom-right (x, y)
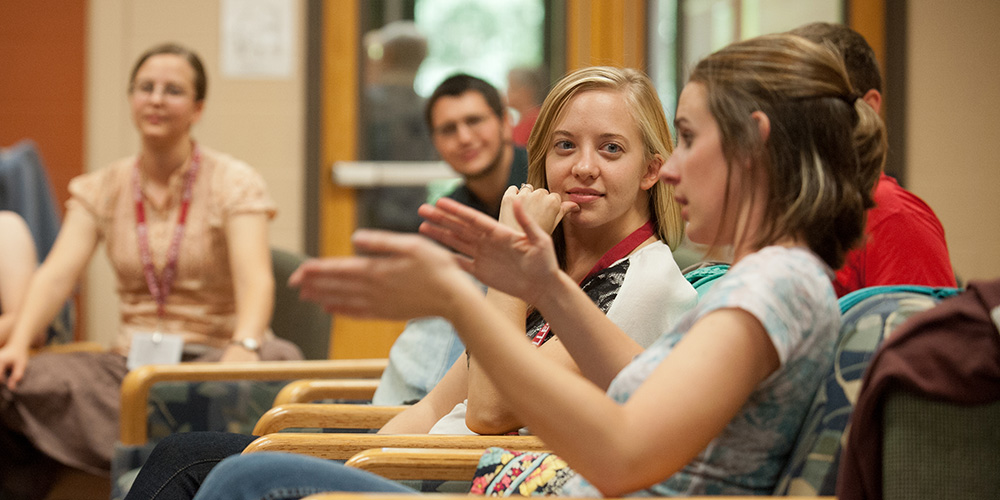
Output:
top-left (424, 73), bottom-right (529, 218)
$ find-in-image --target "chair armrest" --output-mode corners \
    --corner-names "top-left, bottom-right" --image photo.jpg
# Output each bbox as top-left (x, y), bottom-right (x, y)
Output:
top-left (119, 358), bottom-right (388, 446)
top-left (273, 379), bottom-right (380, 405)
top-left (242, 433), bottom-right (546, 461)
top-left (253, 403), bottom-right (406, 435)
top-left (31, 341), bottom-right (105, 355)
top-left (345, 447), bottom-right (485, 480)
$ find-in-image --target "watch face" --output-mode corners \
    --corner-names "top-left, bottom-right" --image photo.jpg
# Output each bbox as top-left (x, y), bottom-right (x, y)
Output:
top-left (242, 338), bottom-right (260, 351)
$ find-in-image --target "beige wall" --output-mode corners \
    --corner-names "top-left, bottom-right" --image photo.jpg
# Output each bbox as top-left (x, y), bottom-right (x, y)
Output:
top-left (907, 1), bottom-right (1000, 283)
top-left (85, 1), bottom-right (306, 346)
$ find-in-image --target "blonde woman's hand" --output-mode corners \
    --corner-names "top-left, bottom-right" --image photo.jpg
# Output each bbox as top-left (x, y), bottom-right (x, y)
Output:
top-left (498, 184), bottom-right (579, 235)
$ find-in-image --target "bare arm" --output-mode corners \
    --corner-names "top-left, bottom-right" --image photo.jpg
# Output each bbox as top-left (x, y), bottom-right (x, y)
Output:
top-left (219, 212), bottom-right (273, 362)
top-left (310, 230), bottom-right (780, 495)
top-left (452, 304), bottom-right (779, 495)
top-left (378, 352), bottom-right (470, 434)
top-left (0, 209), bottom-right (100, 389)
top-left (465, 331), bottom-right (579, 434)
top-left (464, 186), bottom-right (586, 433)
top-left (0, 212), bottom-right (39, 346)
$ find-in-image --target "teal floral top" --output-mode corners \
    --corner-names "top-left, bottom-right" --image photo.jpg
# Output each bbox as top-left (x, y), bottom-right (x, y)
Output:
top-left (560, 246), bottom-right (839, 497)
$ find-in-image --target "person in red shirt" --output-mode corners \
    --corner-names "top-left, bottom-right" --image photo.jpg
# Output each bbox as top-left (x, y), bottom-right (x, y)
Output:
top-left (507, 66), bottom-right (547, 147)
top-left (791, 22), bottom-right (957, 296)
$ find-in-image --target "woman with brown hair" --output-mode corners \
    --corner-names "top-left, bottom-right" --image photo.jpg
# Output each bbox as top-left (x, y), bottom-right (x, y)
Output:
top-left (0, 43), bottom-right (300, 498)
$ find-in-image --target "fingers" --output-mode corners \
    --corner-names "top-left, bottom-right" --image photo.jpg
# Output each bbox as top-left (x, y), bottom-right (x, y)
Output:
top-left (6, 363), bottom-right (23, 391)
top-left (419, 221), bottom-right (476, 257)
top-left (420, 200), bottom-right (515, 254)
top-left (511, 198), bottom-right (551, 245)
top-left (288, 258), bottom-right (321, 286)
top-left (557, 201), bottom-right (581, 223)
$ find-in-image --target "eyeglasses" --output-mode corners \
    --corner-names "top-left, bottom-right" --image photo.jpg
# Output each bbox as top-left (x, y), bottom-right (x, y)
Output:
top-left (131, 81), bottom-right (191, 100)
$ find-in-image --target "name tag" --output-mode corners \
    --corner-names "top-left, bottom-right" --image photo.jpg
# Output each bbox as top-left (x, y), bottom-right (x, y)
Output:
top-left (127, 332), bottom-right (184, 370)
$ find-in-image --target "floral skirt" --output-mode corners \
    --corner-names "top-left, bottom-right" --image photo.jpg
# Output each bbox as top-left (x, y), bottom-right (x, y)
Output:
top-left (470, 447), bottom-right (575, 496)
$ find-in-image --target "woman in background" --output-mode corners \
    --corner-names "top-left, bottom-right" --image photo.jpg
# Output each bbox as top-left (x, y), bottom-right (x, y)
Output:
top-left (0, 43), bottom-right (300, 499)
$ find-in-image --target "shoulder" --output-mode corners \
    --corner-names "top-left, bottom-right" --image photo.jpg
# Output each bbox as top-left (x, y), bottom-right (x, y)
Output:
top-left (198, 145), bottom-right (276, 217)
top-left (703, 247), bottom-right (838, 362)
top-left (604, 241), bottom-right (697, 347)
top-left (0, 210), bottom-right (31, 236)
top-left (68, 156), bottom-right (133, 208)
top-left (870, 174), bottom-right (943, 227)
top-left (724, 246), bottom-right (835, 308)
top-left (70, 156), bottom-right (132, 187)
top-left (200, 146), bottom-right (264, 182)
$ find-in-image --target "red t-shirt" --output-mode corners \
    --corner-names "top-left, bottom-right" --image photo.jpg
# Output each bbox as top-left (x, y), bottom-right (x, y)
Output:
top-left (834, 173), bottom-right (957, 296)
top-left (512, 107), bottom-right (540, 147)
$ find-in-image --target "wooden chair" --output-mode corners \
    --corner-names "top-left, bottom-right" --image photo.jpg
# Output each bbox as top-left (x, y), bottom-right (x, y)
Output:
top-left (243, 433), bottom-right (546, 462)
top-left (272, 378), bottom-right (382, 406)
top-left (252, 402), bottom-right (402, 436)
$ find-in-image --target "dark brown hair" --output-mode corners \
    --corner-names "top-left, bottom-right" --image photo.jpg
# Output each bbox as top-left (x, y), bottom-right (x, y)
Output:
top-left (129, 42), bottom-right (207, 102)
top-left (689, 33), bottom-right (887, 269)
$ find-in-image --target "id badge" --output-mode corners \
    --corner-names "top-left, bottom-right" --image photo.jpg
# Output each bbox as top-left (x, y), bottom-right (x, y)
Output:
top-left (127, 332), bottom-right (184, 370)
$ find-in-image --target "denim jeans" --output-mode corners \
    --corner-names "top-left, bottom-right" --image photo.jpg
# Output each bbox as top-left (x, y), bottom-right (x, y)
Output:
top-left (123, 432), bottom-right (257, 500)
top-left (192, 452), bottom-right (417, 500)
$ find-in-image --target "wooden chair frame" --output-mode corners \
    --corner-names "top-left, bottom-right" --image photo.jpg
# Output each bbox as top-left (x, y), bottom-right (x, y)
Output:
top-left (119, 358), bottom-right (388, 446)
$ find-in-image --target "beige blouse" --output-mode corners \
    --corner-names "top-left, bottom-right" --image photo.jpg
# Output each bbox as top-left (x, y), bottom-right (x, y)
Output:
top-left (67, 146), bottom-right (276, 354)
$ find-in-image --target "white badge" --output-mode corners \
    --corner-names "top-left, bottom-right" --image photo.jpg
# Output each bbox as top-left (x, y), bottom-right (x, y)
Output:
top-left (127, 332), bottom-right (185, 370)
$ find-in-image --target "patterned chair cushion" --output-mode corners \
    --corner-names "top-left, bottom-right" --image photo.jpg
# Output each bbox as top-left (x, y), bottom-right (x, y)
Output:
top-left (773, 287), bottom-right (960, 495)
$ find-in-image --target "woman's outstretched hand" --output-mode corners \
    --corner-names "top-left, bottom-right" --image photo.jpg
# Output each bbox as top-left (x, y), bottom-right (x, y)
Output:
top-left (288, 231), bottom-right (477, 321)
top-left (418, 196), bottom-right (575, 306)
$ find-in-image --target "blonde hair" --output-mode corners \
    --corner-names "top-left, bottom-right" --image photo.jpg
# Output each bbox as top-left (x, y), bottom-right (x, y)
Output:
top-left (689, 33), bottom-right (886, 269)
top-left (525, 66), bottom-right (684, 266)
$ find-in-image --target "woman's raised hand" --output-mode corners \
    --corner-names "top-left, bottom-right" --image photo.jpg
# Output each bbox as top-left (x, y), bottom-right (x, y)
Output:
top-left (288, 231), bottom-right (477, 321)
top-left (418, 196), bottom-right (571, 306)
top-left (498, 184), bottom-right (579, 235)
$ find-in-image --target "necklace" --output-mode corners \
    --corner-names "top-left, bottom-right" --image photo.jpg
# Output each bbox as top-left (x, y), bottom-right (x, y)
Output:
top-left (132, 142), bottom-right (201, 321)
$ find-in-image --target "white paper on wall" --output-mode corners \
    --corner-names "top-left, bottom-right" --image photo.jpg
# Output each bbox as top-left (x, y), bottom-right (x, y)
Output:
top-left (220, 0), bottom-right (295, 78)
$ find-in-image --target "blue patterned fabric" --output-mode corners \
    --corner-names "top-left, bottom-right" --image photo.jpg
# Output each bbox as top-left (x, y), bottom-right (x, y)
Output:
top-left (772, 286), bottom-right (961, 495)
top-left (682, 263), bottom-right (729, 299)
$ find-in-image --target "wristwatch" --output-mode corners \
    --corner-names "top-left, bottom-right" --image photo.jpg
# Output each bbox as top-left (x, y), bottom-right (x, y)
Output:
top-left (230, 337), bottom-right (261, 352)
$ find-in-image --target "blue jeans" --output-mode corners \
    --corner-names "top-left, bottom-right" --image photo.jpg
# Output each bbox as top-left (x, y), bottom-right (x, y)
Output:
top-left (123, 432), bottom-right (257, 500)
top-left (191, 452), bottom-right (416, 500)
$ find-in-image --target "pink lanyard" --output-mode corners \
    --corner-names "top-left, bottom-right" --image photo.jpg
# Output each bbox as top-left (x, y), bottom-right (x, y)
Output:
top-left (530, 220), bottom-right (655, 346)
top-left (133, 144), bottom-right (201, 319)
